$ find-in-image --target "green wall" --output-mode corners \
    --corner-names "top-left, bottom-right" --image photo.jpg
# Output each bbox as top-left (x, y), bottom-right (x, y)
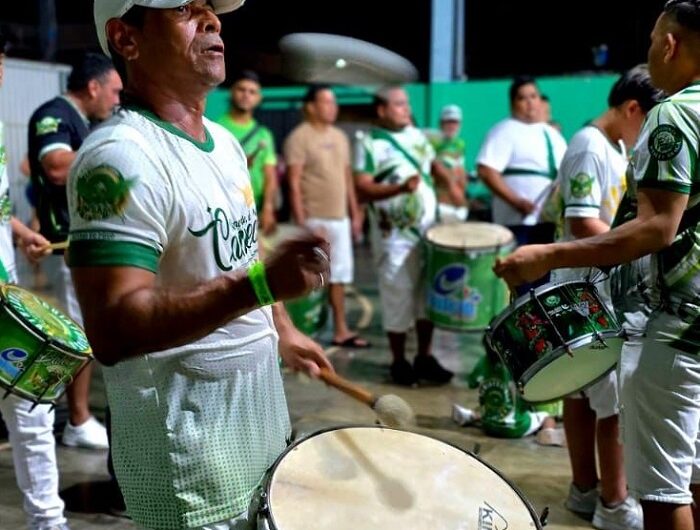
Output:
top-left (206, 74), bottom-right (619, 171)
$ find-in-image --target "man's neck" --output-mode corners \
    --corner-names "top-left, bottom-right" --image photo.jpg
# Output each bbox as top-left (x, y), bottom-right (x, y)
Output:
top-left (65, 92), bottom-right (89, 121)
top-left (126, 79), bottom-right (209, 142)
top-left (593, 111), bottom-right (620, 145)
top-left (229, 109), bottom-right (254, 125)
top-left (307, 118), bottom-right (330, 131)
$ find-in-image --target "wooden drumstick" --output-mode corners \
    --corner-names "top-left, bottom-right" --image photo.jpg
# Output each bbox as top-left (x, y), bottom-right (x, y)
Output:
top-left (40, 241), bottom-right (69, 252)
top-left (319, 368), bottom-right (416, 429)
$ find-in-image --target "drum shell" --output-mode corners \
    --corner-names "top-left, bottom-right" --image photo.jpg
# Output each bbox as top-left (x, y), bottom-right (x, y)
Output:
top-left (425, 224), bottom-right (514, 331)
top-left (0, 307), bottom-right (89, 404)
top-left (258, 426), bottom-right (543, 530)
top-left (487, 281), bottom-right (622, 403)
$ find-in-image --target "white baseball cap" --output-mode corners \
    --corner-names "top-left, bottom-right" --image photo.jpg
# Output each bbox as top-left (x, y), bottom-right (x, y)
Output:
top-left (440, 104), bottom-right (462, 122)
top-left (94, 0), bottom-right (245, 56)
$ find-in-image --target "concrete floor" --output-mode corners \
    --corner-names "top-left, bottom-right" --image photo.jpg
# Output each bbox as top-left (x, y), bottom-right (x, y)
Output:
top-left (0, 246), bottom-right (592, 530)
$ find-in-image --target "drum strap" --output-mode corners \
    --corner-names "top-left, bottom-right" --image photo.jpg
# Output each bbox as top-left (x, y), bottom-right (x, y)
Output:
top-left (502, 130), bottom-right (558, 180)
top-left (370, 128), bottom-right (434, 188)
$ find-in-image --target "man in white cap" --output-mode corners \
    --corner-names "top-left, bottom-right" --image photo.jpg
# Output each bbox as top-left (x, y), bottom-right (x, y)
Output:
top-left (429, 104), bottom-right (469, 222)
top-left (71, 2), bottom-right (333, 528)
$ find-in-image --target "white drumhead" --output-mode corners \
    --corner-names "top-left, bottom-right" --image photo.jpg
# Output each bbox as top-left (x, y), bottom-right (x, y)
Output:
top-left (425, 222), bottom-right (514, 250)
top-left (523, 337), bottom-right (623, 403)
top-left (267, 427), bottom-right (539, 530)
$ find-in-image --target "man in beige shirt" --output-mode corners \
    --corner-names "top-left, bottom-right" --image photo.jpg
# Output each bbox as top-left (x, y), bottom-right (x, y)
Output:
top-left (285, 85), bottom-right (367, 348)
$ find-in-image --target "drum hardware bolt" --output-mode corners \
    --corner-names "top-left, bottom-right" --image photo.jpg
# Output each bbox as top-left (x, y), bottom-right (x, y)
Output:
top-left (472, 443), bottom-right (481, 455)
top-left (517, 381), bottom-right (525, 394)
top-left (566, 347), bottom-right (574, 358)
top-left (539, 506), bottom-right (550, 526)
top-left (258, 492), bottom-right (269, 515)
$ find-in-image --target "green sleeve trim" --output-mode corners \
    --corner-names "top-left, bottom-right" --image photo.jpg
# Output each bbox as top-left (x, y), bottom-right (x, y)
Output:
top-left (565, 203), bottom-right (601, 209)
top-left (68, 240), bottom-right (160, 273)
top-left (637, 180), bottom-right (691, 194)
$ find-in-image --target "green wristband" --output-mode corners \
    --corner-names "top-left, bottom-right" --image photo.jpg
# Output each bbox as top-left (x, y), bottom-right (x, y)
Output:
top-left (248, 261), bottom-right (276, 306)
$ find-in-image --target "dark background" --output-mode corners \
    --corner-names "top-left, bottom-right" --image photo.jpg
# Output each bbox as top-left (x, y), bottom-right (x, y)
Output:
top-left (0, 0), bottom-right (666, 84)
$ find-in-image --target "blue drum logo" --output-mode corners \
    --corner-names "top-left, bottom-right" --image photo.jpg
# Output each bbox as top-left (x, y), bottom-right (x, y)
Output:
top-left (429, 265), bottom-right (482, 321)
top-left (0, 348), bottom-right (29, 379)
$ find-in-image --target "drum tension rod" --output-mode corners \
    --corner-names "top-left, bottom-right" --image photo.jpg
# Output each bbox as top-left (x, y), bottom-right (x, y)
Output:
top-left (530, 289), bottom-right (573, 357)
top-left (539, 506), bottom-right (550, 526)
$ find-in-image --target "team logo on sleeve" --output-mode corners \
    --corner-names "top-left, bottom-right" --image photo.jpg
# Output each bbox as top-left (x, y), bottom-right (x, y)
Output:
top-left (75, 165), bottom-right (135, 220)
top-left (649, 124), bottom-right (683, 161)
top-left (35, 116), bottom-right (61, 136)
top-left (570, 173), bottom-right (594, 198)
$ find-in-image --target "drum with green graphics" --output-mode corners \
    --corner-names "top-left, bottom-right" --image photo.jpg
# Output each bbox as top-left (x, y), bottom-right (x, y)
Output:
top-left (260, 224), bottom-right (328, 337)
top-left (0, 284), bottom-right (92, 406)
top-left (425, 222), bottom-right (514, 331)
top-left (486, 281), bottom-right (623, 403)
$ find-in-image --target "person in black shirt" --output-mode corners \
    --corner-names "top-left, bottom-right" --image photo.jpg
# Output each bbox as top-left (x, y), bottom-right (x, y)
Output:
top-left (27, 52), bottom-right (122, 449)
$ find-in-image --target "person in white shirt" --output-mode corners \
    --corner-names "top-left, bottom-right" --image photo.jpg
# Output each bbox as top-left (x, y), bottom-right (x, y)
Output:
top-left (76, 2), bottom-right (333, 528)
top-left (477, 76), bottom-right (567, 293)
top-left (552, 65), bottom-right (663, 530)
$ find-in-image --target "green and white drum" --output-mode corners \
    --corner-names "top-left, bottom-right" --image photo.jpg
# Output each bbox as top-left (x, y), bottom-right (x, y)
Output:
top-left (0, 284), bottom-right (92, 405)
top-left (260, 224), bottom-right (328, 337)
top-left (486, 281), bottom-right (623, 403)
top-left (425, 222), bottom-right (514, 331)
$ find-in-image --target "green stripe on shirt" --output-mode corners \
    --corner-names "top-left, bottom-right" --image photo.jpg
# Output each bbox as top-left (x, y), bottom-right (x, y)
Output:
top-left (68, 240), bottom-right (160, 273)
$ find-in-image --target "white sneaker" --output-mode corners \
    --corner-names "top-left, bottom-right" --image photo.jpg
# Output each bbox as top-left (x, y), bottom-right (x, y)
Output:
top-left (62, 416), bottom-right (109, 449)
top-left (593, 496), bottom-right (643, 530)
top-left (451, 404), bottom-right (477, 426)
top-left (565, 482), bottom-right (598, 519)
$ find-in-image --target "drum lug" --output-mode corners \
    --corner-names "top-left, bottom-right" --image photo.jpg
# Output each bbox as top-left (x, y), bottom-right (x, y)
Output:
top-left (472, 443), bottom-right (481, 455)
top-left (539, 506), bottom-right (549, 527)
top-left (516, 381), bottom-right (525, 395)
top-left (258, 491), bottom-right (269, 516)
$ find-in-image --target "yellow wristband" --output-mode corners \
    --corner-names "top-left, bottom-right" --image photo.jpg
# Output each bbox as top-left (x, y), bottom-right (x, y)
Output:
top-left (248, 261), bottom-right (276, 306)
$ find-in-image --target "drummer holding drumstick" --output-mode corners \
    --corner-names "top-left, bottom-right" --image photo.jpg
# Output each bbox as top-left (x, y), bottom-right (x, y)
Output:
top-left (69, 2), bottom-right (333, 529)
top-left (354, 86), bottom-right (454, 386)
top-left (0, 31), bottom-right (72, 530)
top-left (496, 3), bottom-right (700, 528)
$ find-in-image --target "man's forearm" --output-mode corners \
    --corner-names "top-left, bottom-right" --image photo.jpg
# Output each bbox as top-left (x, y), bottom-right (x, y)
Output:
top-left (75, 269), bottom-right (260, 365)
top-left (263, 165), bottom-right (278, 212)
top-left (478, 165), bottom-right (521, 206)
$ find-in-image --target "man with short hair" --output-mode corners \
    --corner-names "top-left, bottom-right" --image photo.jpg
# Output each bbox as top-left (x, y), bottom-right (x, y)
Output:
top-left (218, 69), bottom-right (277, 234)
top-left (285, 84), bottom-right (368, 348)
top-left (495, 3), bottom-right (700, 528)
top-left (554, 64), bottom-right (663, 530)
top-left (27, 52), bottom-right (122, 450)
top-left (74, 2), bottom-right (332, 528)
top-left (429, 104), bottom-right (468, 222)
top-left (354, 86), bottom-right (453, 386)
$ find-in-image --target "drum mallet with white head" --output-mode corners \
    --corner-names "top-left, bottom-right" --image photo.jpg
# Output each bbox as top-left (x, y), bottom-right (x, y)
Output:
top-left (318, 369), bottom-right (416, 429)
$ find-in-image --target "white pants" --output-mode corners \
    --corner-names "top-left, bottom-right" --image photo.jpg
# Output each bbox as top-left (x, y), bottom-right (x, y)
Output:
top-left (437, 203), bottom-right (468, 223)
top-left (568, 371), bottom-right (619, 419)
top-left (45, 255), bottom-right (83, 326)
top-left (376, 243), bottom-right (425, 333)
top-left (305, 217), bottom-right (354, 284)
top-left (0, 395), bottom-right (66, 530)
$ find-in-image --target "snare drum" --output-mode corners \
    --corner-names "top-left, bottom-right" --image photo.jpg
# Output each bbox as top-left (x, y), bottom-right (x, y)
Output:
top-left (260, 224), bottom-right (328, 336)
top-left (0, 284), bottom-right (92, 405)
top-left (258, 426), bottom-right (543, 529)
top-left (425, 222), bottom-right (514, 331)
top-left (487, 280), bottom-right (623, 403)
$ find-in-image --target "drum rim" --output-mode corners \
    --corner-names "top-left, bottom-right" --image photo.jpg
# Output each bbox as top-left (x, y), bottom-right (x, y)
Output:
top-left (486, 279), bottom-right (617, 332)
top-left (260, 424), bottom-right (544, 529)
top-left (519, 330), bottom-right (622, 403)
top-left (0, 284), bottom-right (92, 356)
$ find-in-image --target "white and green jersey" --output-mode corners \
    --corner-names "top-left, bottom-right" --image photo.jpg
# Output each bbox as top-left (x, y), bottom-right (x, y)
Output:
top-left (67, 107), bottom-right (290, 529)
top-left (0, 121), bottom-right (15, 283)
top-left (552, 126), bottom-right (627, 285)
top-left (630, 83), bottom-right (700, 352)
top-left (354, 126), bottom-right (437, 250)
